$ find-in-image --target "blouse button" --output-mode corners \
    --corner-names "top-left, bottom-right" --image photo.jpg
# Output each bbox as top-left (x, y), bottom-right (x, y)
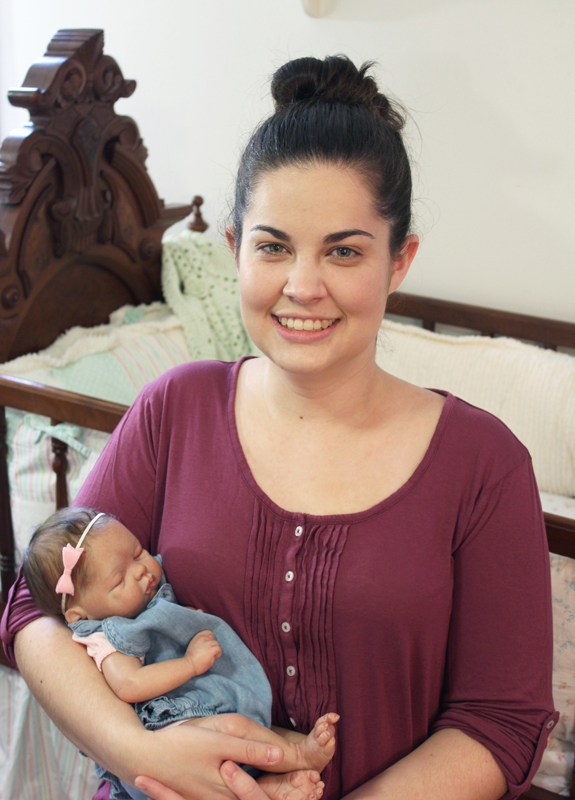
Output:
top-left (289, 717), bottom-right (296, 727)
top-left (282, 622), bottom-right (291, 633)
top-left (285, 571), bottom-right (294, 582)
top-left (286, 665), bottom-right (296, 677)
top-left (295, 526), bottom-right (303, 537)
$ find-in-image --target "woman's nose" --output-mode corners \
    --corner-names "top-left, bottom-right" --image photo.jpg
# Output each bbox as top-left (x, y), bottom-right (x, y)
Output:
top-left (283, 256), bottom-right (327, 305)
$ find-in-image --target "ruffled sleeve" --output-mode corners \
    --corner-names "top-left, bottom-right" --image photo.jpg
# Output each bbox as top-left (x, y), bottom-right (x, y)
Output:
top-left (71, 631), bottom-right (119, 672)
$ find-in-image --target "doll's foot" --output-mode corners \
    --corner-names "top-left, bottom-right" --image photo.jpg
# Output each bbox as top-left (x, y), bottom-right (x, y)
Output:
top-left (298, 713), bottom-right (339, 773)
top-left (258, 769), bottom-right (324, 800)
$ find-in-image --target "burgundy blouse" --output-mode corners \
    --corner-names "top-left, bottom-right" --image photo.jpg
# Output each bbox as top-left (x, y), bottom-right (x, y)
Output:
top-left (2, 358), bottom-right (557, 800)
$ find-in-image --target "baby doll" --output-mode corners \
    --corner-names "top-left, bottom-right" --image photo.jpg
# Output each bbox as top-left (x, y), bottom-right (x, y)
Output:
top-left (23, 507), bottom-right (338, 800)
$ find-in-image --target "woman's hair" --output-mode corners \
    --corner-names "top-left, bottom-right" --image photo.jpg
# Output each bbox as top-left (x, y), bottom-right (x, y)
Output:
top-left (22, 507), bottom-right (113, 617)
top-left (232, 55), bottom-right (412, 256)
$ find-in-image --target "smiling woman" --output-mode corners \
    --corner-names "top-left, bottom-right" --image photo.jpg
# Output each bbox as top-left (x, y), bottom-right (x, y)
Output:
top-left (7, 55), bottom-right (556, 800)
top-left (228, 163), bottom-right (418, 381)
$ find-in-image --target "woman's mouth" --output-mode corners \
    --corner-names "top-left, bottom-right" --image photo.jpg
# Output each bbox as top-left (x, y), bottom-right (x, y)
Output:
top-left (276, 316), bottom-right (337, 331)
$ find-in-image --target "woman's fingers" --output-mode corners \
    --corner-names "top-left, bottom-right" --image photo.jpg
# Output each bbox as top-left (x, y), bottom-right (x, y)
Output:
top-left (222, 735), bottom-right (284, 769)
top-left (136, 761), bottom-right (276, 800)
top-left (132, 730), bottom-right (283, 800)
top-left (134, 775), bottom-right (184, 800)
top-left (220, 762), bottom-right (271, 800)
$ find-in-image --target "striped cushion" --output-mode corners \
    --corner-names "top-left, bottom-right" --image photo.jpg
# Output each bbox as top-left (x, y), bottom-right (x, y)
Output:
top-left (2, 303), bottom-right (190, 561)
top-left (0, 664), bottom-right (99, 800)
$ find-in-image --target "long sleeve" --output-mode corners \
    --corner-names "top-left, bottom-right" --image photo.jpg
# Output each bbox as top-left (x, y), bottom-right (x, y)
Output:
top-left (1, 567), bottom-right (44, 666)
top-left (432, 455), bottom-right (558, 798)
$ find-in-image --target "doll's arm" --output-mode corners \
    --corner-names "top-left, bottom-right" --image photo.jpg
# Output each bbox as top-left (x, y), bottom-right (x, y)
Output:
top-left (102, 630), bottom-right (222, 704)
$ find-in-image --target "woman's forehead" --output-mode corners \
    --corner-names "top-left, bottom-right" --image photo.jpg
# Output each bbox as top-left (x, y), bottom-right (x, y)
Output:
top-left (246, 163), bottom-right (385, 233)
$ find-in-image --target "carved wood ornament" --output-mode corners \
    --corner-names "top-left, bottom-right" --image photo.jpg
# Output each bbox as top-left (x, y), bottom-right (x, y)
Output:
top-left (0, 29), bottom-right (193, 363)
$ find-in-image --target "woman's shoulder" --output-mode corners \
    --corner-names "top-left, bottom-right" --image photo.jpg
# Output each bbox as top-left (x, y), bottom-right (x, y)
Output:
top-left (138, 357), bottom-right (247, 406)
top-left (440, 392), bottom-right (532, 478)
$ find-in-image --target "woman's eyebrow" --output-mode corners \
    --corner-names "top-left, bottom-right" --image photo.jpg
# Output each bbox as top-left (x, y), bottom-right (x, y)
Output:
top-left (250, 225), bottom-right (291, 242)
top-left (250, 226), bottom-right (375, 244)
top-left (323, 229), bottom-right (375, 244)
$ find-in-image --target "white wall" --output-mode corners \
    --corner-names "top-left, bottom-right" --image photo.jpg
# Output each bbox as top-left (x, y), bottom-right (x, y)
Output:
top-left (1, 0), bottom-right (573, 321)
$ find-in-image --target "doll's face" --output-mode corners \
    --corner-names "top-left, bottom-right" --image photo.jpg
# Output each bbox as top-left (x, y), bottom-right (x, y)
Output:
top-left (65, 522), bottom-right (162, 623)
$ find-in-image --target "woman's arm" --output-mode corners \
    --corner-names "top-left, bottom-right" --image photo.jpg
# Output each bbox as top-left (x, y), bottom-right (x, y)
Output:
top-left (139, 729), bottom-right (506, 800)
top-left (15, 618), bottom-right (284, 799)
top-left (342, 729), bottom-right (507, 800)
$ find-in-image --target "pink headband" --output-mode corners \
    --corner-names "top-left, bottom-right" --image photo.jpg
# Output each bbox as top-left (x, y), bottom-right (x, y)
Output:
top-left (56, 513), bottom-right (105, 615)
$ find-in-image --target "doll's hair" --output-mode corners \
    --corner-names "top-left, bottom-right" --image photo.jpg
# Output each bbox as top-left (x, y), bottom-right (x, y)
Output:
top-left (232, 55), bottom-right (412, 256)
top-left (22, 507), bottom-right (114, 617)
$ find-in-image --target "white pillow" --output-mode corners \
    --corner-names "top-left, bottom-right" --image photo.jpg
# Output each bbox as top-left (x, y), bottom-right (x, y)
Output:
top-left (377, 320), bottom-right (575, 497)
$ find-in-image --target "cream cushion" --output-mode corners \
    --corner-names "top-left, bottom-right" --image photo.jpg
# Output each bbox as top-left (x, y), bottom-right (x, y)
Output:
top-left (377, 320), bottom-right (575, 497)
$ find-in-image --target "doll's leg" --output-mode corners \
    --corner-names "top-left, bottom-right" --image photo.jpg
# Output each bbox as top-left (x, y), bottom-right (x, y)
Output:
top-left (187, 712), bottom-right (338, 774)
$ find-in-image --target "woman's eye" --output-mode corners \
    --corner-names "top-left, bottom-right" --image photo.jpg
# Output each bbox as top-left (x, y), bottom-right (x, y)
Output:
top-left (332, 246), bottom-right (357, 259)
top-left (260, 243), bottom-right (286, 255)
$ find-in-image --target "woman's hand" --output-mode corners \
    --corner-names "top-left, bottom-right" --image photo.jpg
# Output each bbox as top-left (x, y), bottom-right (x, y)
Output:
top-left (130, 724), bottom-right (283, 800)
top-left (135, 759), bottom-right (273, 800)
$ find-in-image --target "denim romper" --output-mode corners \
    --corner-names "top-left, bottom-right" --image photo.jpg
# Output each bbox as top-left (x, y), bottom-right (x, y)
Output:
top-left (70, 557), bottom-right (272, 800)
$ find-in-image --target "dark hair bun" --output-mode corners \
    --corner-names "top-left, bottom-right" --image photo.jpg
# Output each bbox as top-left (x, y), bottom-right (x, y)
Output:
top-left (271, 55), bottom-right (404, 130)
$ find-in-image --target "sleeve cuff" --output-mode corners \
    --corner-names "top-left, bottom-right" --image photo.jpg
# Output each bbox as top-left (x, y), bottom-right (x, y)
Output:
top-left (496, 711), bottom-right (560, 799)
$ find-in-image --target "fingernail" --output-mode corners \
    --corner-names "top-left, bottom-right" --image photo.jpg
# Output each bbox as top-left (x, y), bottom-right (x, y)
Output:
top-left (222, 761), bottom-right (239, 778)
top-left (267, 746), bottom-right (283, 764)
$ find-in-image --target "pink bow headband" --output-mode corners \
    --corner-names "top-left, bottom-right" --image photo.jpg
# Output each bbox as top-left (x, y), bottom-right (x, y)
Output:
top-left (56, 513), bottom-right (105, 615)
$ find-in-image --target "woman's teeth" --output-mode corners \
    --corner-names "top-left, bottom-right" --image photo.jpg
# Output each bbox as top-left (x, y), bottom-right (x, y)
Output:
top-left (279, 317), bottom-right (335, 331)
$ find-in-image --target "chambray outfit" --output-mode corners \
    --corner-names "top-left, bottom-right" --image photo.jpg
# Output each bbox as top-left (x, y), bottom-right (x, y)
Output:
top-left (70, 557), bottom-right (272, 800)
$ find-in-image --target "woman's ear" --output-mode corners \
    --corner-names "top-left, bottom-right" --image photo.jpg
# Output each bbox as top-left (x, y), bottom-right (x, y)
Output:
top-left (225, 226), bottom-right (237, 257)
top-left (65, 604), bottom-right (87, 624)
top-left (388, 234), bottom-right (419, 295)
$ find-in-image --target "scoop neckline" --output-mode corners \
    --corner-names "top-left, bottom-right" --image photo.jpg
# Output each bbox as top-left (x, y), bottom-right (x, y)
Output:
top-left (227, 356), bottom-right (455, 524)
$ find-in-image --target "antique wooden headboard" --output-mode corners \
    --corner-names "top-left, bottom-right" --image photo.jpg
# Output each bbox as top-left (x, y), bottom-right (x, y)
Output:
top-left (0, 28), bottom-right (195, 364)
top-left (0, 28), bottom-right (209, 616)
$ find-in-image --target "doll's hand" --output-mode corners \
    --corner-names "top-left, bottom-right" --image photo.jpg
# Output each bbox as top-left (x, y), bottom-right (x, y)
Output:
top-left (184, 630), bottom-right (222, 675)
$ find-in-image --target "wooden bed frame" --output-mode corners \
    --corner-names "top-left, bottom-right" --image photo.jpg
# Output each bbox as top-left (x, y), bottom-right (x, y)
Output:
top-left (0, 27), bottom-right (205, 608)
top-left (0, 29), bottom-right (573, 800)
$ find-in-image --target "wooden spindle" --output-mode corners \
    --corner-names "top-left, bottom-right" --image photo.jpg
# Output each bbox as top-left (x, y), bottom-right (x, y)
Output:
top-left (188, 195), bottom-right (208, 232)
top-left (0, 406), bottom-right (16, 603)
top-left (51, 421), bottom-right (69, 509)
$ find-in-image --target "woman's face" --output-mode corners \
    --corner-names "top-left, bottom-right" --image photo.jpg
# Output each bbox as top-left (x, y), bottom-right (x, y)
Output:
top-left (230, 163), bottom-right (418, 379)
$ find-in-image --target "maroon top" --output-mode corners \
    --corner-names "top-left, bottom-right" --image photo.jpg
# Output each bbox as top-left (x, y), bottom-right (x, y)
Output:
top-left (2, 358), bottom-right (557, 800)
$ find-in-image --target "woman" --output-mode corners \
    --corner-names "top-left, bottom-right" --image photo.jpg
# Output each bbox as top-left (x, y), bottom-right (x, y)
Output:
top-left (3, 56), bottom-right (556, 800)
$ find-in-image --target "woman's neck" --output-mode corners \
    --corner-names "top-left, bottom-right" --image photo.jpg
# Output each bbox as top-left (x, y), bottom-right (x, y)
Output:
top-left (254, 353), bottom-right (393, 429)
